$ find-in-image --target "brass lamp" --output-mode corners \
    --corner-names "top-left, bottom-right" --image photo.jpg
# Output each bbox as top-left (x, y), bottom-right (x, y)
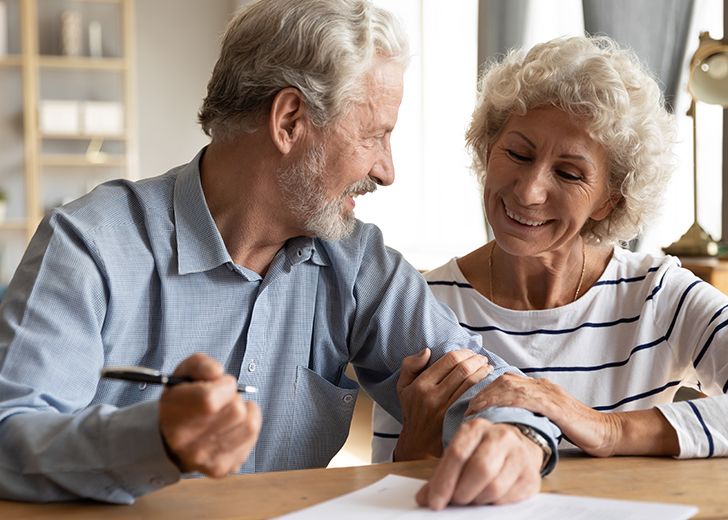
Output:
top-left (664, 32), bottom-right (728, 257)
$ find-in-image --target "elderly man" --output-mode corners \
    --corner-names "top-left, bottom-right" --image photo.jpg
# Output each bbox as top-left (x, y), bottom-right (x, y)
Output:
top-left (0, 0), bottom-right (558, 508)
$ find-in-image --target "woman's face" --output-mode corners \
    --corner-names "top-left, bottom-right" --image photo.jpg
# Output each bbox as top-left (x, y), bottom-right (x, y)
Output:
top-left (484, 106), bottom-right (612, 258)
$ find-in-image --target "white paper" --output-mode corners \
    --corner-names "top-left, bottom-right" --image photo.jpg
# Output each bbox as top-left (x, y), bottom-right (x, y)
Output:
top-left (274, 474), bottom-right (698, 520)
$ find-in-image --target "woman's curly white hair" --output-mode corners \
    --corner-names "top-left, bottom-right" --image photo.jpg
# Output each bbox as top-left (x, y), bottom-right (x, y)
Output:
top-left (466, 35), bottom-right (677, 245)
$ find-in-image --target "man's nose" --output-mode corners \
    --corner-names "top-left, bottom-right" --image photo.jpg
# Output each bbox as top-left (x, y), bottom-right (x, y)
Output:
top-left (370, 151), bottom-right (395, 187)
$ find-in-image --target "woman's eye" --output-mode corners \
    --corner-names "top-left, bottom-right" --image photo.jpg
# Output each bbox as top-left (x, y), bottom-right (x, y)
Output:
top-left (556, 170), bottom-right (582, 181)
top-left (506, 150), bottom-right (530, 162)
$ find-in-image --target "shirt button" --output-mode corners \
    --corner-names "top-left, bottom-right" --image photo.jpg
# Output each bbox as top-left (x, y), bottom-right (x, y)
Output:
top-left (138, 383), bottom-right (147, 391)
top-left (343, 394), bottom-right (354, 404)
top-left (297, 249), bottom-right (303, 257)
top-left (248, 362), bottom-right (257, 372)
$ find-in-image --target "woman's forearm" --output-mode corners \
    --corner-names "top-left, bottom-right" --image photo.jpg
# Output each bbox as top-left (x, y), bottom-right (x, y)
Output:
top-left (612, 408), bottom-right (679, 456)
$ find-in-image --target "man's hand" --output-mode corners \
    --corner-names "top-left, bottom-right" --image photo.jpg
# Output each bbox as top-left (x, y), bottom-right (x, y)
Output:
top-left (159, 353), bottom-right (262, 477)
top-left (416, 418), bottom-right (543, 509)
top-left (394, 348), bottom-right (491, 461)
top-left (465, 372), bottom-right (621, 457)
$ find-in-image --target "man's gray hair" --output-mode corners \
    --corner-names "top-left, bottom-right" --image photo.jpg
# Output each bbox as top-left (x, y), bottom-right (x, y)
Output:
top-left (198, 0), bottom-right (409, 140)
top-left (467, 36), bottom-right (677, 245)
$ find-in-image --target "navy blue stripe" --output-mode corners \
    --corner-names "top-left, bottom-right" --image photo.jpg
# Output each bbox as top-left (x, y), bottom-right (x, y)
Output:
top-left (592, 380), bottom-right (681, 411)
top-left (520, 280), bottom-right (700, 374)
top-left (645, 270), bottom-right (670, 302)
top-left (687, 401), bottom-right (714, 458)
top-left (427, 280), bottom-right (473, 289)
top-left (693, 316), bottom-right (728, 369)
top-left (664, 279), bottom-right (702, 339)
top-left (461, 315), bottom-right (640, 336)
top-left (459, 270), bottom-right (693, 337)
top-left (522, 336), bottom-right (666, 374)
top-left (428, 266), bottom-right (660, 292)
top-left (709, 304), bottom-right (728, 325)
top-left (592, 266), bottom-right (660, 286)
top-left (372, 432), bottom-right (400, 439)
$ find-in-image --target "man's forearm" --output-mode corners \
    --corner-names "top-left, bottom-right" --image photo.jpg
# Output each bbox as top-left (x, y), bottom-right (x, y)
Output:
top-left (0, 401), bottom-right (180, 503)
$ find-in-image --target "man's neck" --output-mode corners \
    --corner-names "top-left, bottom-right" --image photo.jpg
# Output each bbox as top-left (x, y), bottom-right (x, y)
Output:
top-left (200, 137), bottom-right (303, 275)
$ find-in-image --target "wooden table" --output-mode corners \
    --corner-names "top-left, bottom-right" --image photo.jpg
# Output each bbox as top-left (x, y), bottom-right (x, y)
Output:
top-left (1, 455), bottom-right (726, 519)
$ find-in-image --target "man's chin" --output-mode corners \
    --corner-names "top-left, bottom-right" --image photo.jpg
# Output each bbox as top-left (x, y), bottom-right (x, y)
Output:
top-left (308, 216), bottom-right (356, 241)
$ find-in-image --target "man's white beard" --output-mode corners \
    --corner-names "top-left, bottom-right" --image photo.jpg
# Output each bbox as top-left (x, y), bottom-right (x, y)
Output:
top-left (277, 145), bottom-right (377, 241)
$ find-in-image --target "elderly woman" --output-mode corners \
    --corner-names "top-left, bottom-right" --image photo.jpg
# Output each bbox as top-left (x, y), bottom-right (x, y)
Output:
top-left (373, 35), bottom-right (728, 463)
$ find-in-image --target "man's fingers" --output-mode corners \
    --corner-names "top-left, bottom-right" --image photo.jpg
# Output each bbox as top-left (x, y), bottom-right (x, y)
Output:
top-left (164, 374), bottom-right (239, 414)
top-left (172, 352), bottom-right (225, 381)
top-left (397, 348), bottom-right (431, 389)
top-left (415, 482), bottom-right (430, 507)
top-left (166, 396), bottom-right (262, 477)
top-left (425, 419), bottom-right (488, 510)
top-left (439, 356), bottom-right (491, 402)
top-left (200, 399), bottom-right (262, 477)
top-left (459, 445), bottom-right (513, 505)
top-left (490, 472), bottom-right (540, 505)
top-left (420, 349), bottom-right (482, 387)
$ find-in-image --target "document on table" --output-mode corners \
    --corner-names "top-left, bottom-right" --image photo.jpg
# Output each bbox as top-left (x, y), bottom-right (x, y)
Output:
top-left (274, 474), bottom-right (698, 519)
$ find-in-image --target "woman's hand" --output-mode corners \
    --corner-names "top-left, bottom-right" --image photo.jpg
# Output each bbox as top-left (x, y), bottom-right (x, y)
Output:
top-left (465, 372), bottom-right (622, 457)
top-left (394, 348), bottom-right (492, 461)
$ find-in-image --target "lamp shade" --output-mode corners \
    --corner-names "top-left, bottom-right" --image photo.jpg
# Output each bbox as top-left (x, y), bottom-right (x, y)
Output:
top-left (688, 33), bottom-right (728, 107)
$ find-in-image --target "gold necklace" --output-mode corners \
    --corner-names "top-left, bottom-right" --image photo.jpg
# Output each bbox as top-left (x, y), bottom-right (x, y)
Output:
top-left (488, 242), bottom-right (587, 305)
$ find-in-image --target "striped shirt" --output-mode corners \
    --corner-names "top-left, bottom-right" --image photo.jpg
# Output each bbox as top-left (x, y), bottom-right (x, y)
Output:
top-left (372, 247), bottom-right (728, 462)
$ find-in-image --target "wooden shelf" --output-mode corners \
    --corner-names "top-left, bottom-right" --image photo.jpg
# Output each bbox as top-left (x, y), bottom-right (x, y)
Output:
top-left (1, 0), bottom-right (136, 251)
top-left (0, 56), bottom-right (23, 68)
top-left (40, 133), bottom-right (127, 141)
top-left (38, 56), bottom-right (125, 71)
top-left (40, 0), bottom-right (122, 5)
top-left (40, 154), bottom-right (126, 167)
top-left (56, 0), bottom-right (122, 3)
top-left (0, 220), bottom-right (28, 231)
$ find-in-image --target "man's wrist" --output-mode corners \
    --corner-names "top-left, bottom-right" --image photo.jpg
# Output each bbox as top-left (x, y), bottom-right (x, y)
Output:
top-left (511, 423), bottom-right (553, 474)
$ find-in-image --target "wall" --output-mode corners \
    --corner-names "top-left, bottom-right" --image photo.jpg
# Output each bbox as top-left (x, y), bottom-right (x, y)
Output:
top-left (134, 0), bottom-right (235, 178)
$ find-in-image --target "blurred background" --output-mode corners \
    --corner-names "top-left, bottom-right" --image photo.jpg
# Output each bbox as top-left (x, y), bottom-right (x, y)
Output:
top-left (0, 0), bottom-right (725, 466)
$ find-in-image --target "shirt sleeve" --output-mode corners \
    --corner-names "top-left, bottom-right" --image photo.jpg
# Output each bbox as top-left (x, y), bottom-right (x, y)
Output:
top-left (371, 401), bottom-right (400, 463)
top-left (0, 211), bottom-right (180, 502)
top-left (653, 264), bottom-right (728, 458)
top-left (348, 225), bottom-right (560, 473)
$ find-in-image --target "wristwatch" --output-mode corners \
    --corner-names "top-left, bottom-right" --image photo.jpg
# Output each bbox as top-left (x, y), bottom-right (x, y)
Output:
top-left (512, 423), bottom-right (552, 474)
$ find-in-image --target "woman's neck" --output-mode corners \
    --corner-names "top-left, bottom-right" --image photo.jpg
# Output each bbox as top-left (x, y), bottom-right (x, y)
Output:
top-left (457, 240), bottom-right (613, 311)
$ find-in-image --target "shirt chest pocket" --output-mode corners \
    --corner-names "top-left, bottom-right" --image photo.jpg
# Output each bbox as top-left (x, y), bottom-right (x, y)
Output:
top-left (286, 365), bottom-right (359, 469)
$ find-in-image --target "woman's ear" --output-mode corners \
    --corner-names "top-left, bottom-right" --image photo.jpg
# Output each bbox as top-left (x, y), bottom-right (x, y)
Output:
top-left (591, 193), bottom-right (620, 222)
top-left (269, 87), bottom-right (309, 155)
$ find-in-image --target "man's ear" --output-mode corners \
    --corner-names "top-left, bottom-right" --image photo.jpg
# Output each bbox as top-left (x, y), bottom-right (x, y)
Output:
top-left (269, 87), bottom-right (309, 155)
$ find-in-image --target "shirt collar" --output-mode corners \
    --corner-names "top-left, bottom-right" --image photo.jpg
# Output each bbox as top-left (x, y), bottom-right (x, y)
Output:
top-left (174, 149), bottom-right (234, 275)
top-left (283, 236), bottom-right (329, 267)
top-left (173, 149), bottom-right (329, 275)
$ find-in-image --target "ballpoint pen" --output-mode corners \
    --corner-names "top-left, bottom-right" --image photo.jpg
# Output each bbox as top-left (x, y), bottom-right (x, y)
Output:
top-left (101, 366), bottom-right (258, 394)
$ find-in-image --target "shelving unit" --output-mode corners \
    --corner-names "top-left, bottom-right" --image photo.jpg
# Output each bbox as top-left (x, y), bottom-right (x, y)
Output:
top-left (0, 0), bottom-right (135, 281)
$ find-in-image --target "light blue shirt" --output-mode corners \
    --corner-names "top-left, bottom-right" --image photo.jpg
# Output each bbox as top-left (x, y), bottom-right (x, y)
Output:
top-left (0, 149), bottom-right (559, 503)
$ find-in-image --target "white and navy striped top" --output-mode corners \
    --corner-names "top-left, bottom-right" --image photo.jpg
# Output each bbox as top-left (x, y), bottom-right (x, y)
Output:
top-left (372, 246), bottom-right (728, 461)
